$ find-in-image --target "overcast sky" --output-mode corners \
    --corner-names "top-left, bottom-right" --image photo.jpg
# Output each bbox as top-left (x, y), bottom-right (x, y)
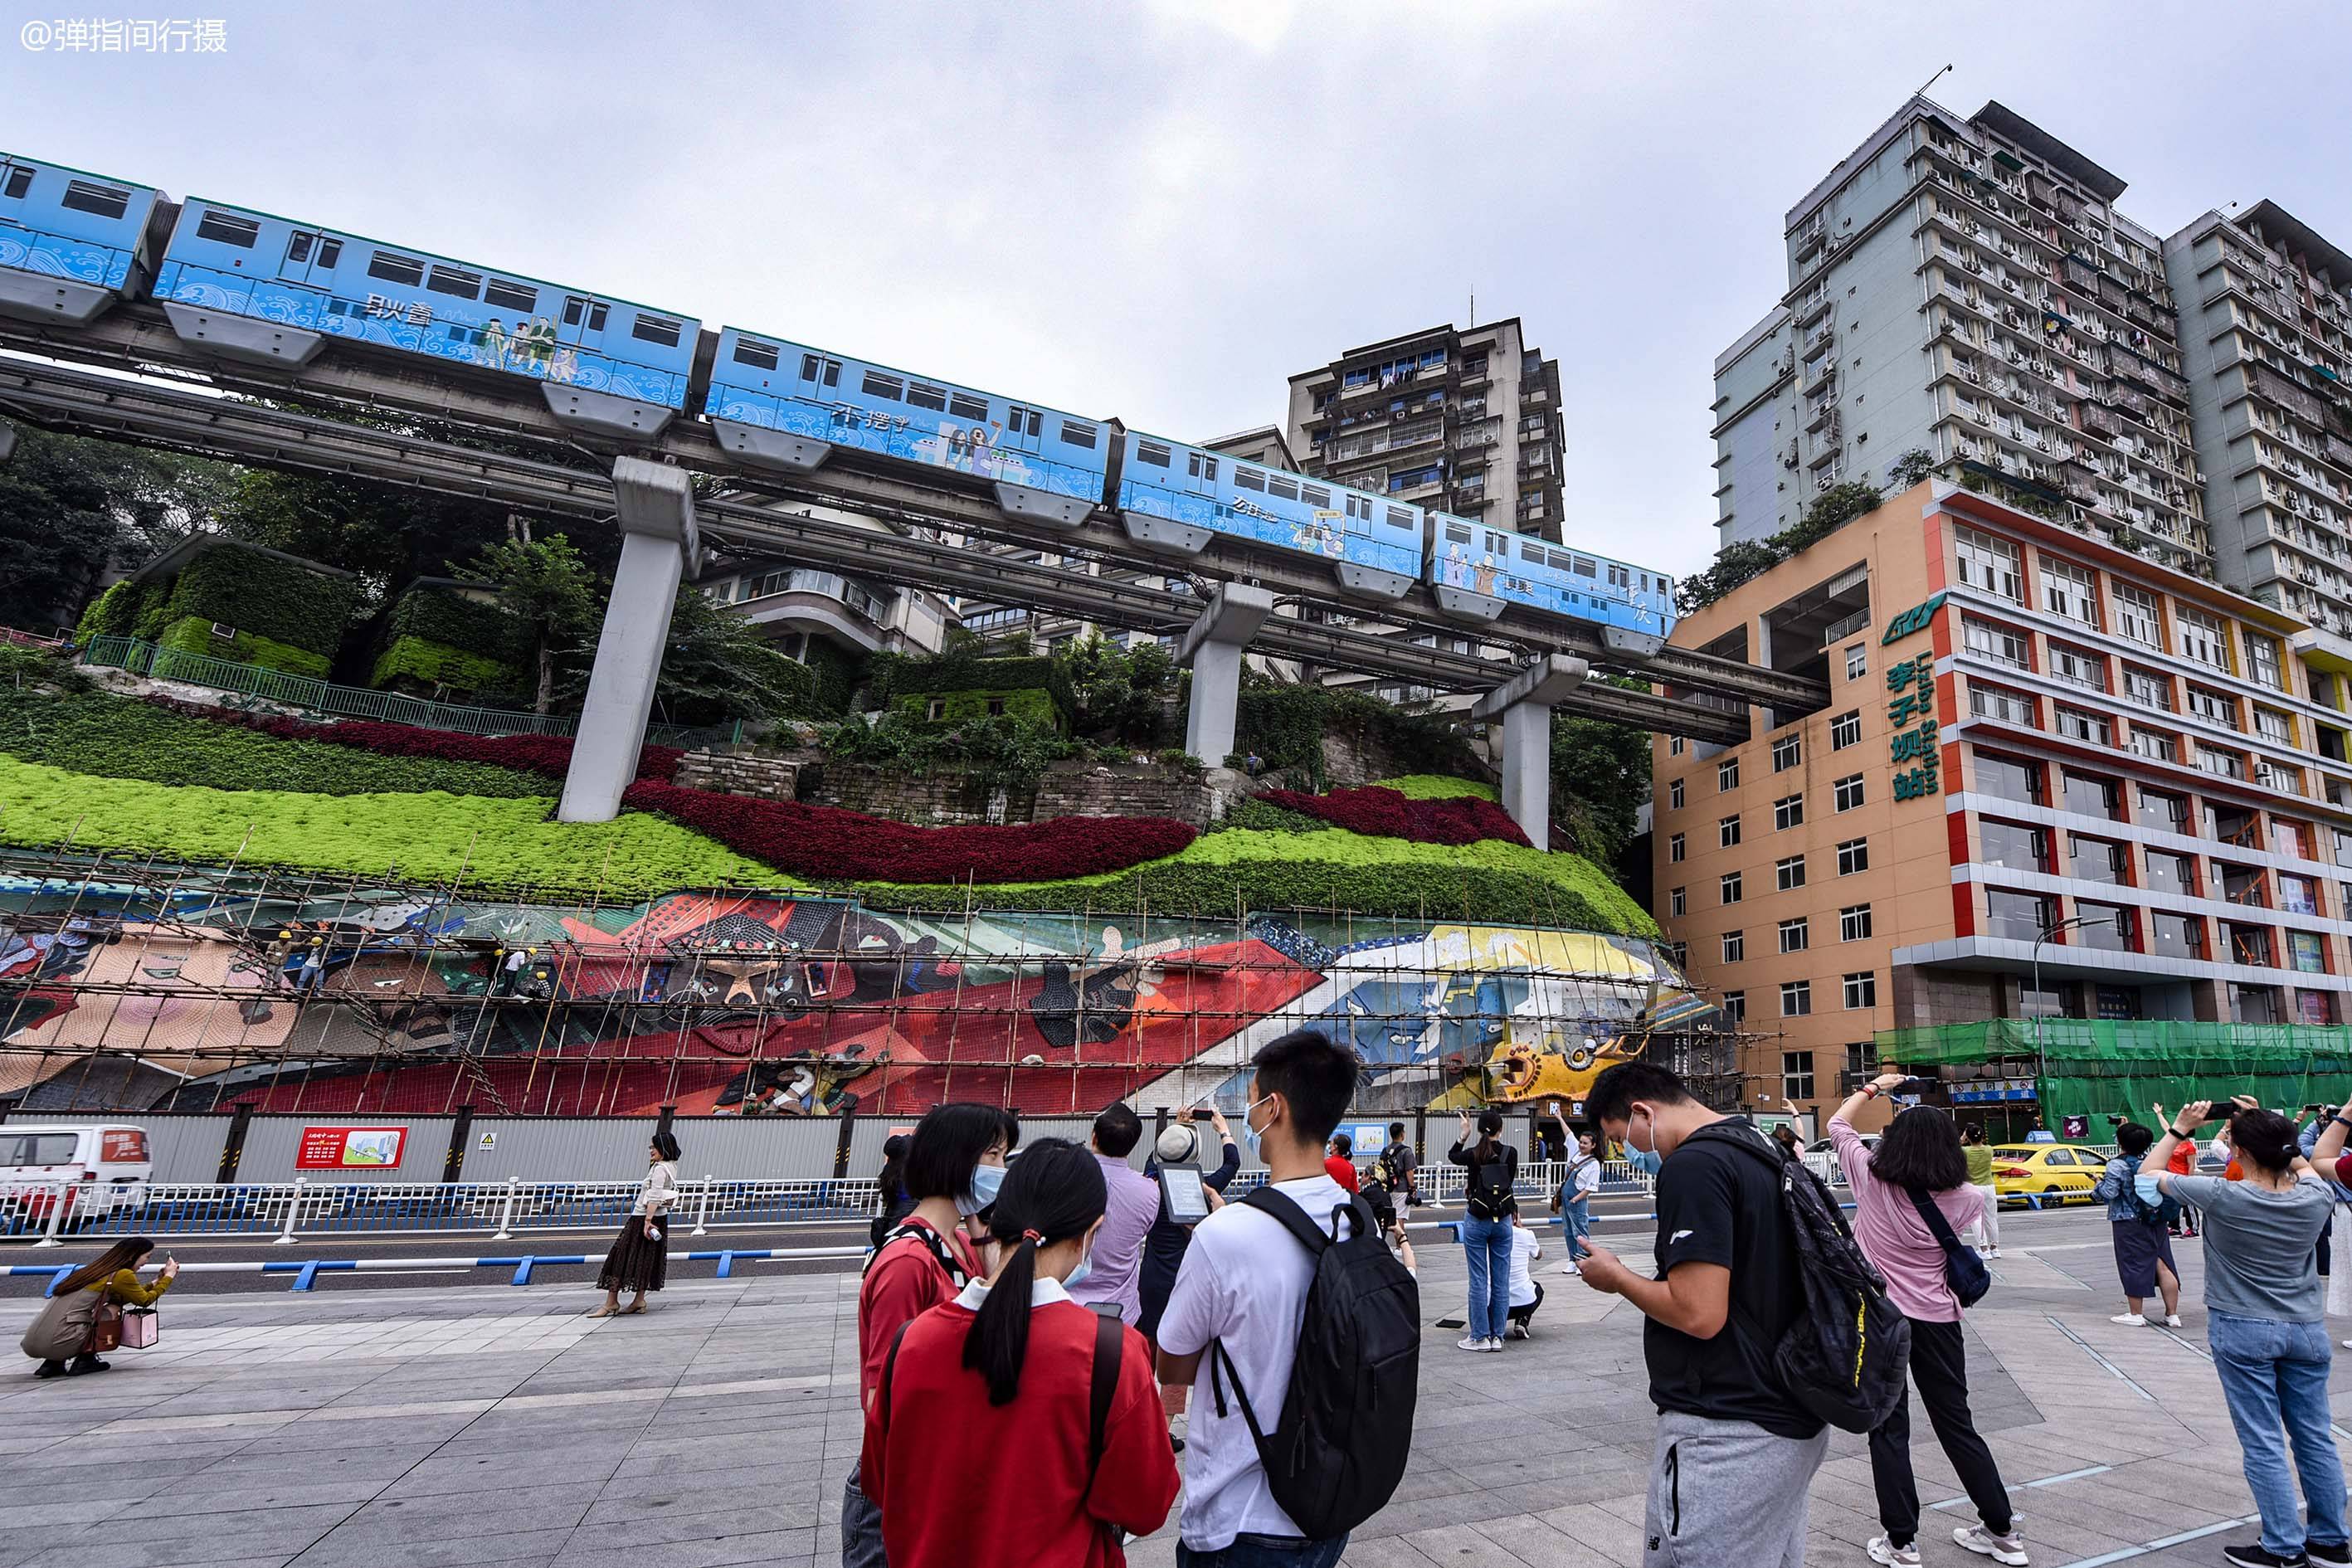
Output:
top-left (16, 0), bottom-right (2352, 578)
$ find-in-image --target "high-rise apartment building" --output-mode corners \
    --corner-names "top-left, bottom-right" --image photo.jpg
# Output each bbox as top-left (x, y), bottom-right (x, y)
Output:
top-left (1655, 480), bottom-right (2352, 1128)
top-left (1284, 319), bottom-right (1566, 543)
top-left (1712, 98), bottom-right (2208, 577)
top-left (2166, 202), bottom-right (2352, 641)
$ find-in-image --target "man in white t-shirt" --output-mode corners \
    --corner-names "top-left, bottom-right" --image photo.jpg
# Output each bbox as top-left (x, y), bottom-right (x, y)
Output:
top-left (1157, 1030), bottom-right (1362, 1568)
top-left (1503, 1215), bottom-right (1543, 1338)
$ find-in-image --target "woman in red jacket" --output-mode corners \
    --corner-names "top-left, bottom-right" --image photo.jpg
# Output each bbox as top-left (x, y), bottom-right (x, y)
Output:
top-left (863, 1137), bottom-right (1178, 1568)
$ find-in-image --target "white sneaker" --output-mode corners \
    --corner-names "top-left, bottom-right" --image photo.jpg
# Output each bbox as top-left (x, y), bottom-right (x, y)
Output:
top-left (1457, 1336), bottom-right (1486, 1352)
top-left (1984, 1247), bottom-right (2001, 1258)
top-left (2110, 1312), bottom-right (2146, 1327)
top-left (1506, 1322), bottom-right (1530, 1340)
top-left (1954, 1523), bottom-right (2030, 1564)
top-left (2164, 1313), bottom-right (2184, 1328)
top-left (1483, 1337), bottom-right (1506, 1352)
top-left (1868, 1536), bottom-right (1922, 1566)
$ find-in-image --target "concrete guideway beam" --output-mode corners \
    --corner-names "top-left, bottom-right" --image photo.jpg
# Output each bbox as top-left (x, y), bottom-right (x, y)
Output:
top-left (1471, 654), bottom-right (1590, 849)
top-left (558, 458), bottom-right (700, 824)
top-left (1180, 583), bottom-right (1277, 767)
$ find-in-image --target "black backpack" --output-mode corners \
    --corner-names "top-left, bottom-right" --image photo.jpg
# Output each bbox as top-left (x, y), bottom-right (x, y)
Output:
top-left (1464, 1149), bottom-right (1514, 1220)
top-left (1695, 1122), bottom-right (1912, 1434)
top-left (1209, 1188), bottom-right (1420, 1540)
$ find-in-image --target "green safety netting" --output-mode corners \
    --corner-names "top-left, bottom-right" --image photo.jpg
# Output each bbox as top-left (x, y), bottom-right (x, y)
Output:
top-left (1881, 1020), bottom-right (2352, 1123)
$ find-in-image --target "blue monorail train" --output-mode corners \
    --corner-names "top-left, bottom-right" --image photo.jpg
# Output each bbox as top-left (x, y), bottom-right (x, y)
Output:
top-left (0, 149), bottom-right (1677, 643)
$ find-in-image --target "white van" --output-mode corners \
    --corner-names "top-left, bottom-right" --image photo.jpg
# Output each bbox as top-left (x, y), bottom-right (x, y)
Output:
top-left (0, 1124), bottom-right (153, 1229)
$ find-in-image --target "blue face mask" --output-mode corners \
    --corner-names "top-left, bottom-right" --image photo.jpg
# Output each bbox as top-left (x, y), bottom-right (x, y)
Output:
top-left (957, 1161), bottom-right (1005, 1216)
top-left (1063, 1244), bottom-right (1093, 1293)
top-left (1620, 1112), bottom-right (1664, 1176)
top-left (2133, 1174), bottom-right (2165, 1210)
top-left (1240, 1093), bottom-right (1276, 1157)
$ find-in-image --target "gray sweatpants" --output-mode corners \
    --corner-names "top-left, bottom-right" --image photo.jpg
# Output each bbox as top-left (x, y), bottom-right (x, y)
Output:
top-left (1643, 1411), bottom-right (1829, 1568)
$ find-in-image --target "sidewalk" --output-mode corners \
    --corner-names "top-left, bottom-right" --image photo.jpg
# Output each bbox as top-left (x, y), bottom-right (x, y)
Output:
top-left (0, 1208), bottom-right (2339, 1567)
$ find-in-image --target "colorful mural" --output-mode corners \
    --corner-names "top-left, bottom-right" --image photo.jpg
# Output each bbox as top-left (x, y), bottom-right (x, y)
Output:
top-left (0, 872), bottom-right (1715, 1118)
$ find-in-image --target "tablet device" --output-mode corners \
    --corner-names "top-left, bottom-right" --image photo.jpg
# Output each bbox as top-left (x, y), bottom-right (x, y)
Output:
top-left (1159, 1161), bottom-right (1211, 1225)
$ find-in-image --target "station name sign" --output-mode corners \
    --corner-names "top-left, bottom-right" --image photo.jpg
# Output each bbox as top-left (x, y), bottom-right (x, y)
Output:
top-left (1880, 592), bottom-right (1943, 802)
top-left (1880, 592), bottom-right (1946, 645)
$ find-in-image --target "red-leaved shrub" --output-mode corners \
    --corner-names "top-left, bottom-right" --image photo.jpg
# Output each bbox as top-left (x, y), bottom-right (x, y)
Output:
top-left (147, 696), bottom-right (683, 782)
top-left (622, 779), bottom-right (1197, 884)
top-left (1257, 785), bottom-right (1529, 849)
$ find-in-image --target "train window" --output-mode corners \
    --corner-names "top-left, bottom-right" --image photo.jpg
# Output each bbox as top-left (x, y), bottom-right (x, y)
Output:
top-left (1520, 542), bottom-right (1544, 562)
top-left (949, 392), bottom-right (988, 421)
top-left (316, 237), bottom-right (343, 268)
top-left (860, 370), bottom-right (903, 400)
top-left (560, 295), bottom-right (611, 332)
top-left (1609, 564), bottom-right (1632, 588)
top-left (1137, 441), bottom-right (1172, 467)
top-left (61, 180), bottom-right (131, 219)
top-left (1007, 407), bottom-right (1042, 436)
top-left (1234, 469), bottom-right (1266, 491)
top-left (800, 353), bottom-right (842, 387)
top-left (367, 249), bottom-right (425, 285)
top-left (1573, 557), bottom-right (1597, 577)
top-left (731, 338), bottom-right (780, 371)
top-left (485, 279), bottom-right (536, 312)
top-left (1268, 475), bottom-right (1299, 500)
top-left (631, 314), bottom-right (683, 347)
top-left (1444, 522), bottom-right (1471, 543)
top-left (1, 167), bottom-right (30, 199)
top-left (286, 231), bottom-right (313, 263)
top-left (1060, 420), bottom-right (1098, 448)
top-left (426, 263), bottom-right (483, 299)
top-left (1301, 485), bottom-right (1331, 506)
top-left (905, 381), bottom-right (948, 411)
top-left (1188, 452), bottom-right (1218, 481)
top-left (1388, 507), bottom-right (1415, 528)
top-left (196, 210), bottom-right (261, 249)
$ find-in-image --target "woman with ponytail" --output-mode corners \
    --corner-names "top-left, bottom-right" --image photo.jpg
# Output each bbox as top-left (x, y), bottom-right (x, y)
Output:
top-left (861, 1137), bottom-right (1177, 1568)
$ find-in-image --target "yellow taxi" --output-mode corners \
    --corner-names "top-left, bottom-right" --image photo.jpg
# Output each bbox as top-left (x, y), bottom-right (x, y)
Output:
top-left (1990, 1145), bottom-right (2110, 1208)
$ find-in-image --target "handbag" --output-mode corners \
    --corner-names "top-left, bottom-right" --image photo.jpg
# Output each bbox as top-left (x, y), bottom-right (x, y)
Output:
top-left (120, 1307), bottom-right (158, 1349)
top-left (88, 1300), bottom-right (124, 1354)
top-left (1906, 1184), bottom-right (1992, 1307)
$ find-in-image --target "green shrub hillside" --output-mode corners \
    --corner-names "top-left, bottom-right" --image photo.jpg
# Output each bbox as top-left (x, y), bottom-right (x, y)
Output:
top-left (1373, 774), bottom-right (1499, 801)
top-left (155, 617), bottom-right (331, 677)
top-left (370, 637), bottom-right (519, 696)
top-left (0, 756), bottom-right (773, 895)
top-left (0, 689), bottom-right (552, 797)
top-left (158, 543), bottom-right (358, 664)
top-left (370, 582), bottom-right (528, 696)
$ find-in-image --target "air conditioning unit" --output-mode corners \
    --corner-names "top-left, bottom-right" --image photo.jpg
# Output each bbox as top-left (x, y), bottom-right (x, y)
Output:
top-left (210, 623), bottom-right (236, 640)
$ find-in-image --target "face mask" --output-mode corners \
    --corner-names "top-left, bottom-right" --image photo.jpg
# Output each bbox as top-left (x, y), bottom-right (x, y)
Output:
top-left (1063, 1244), bottom-right (1093, 1294)
top-left (2133, 1174), bottom-right (2165, 1210)
top-left (1622, 1111), bottom-right (1664, 1175)
top-left (1240, 1093), bottom-right (1276, 1157)
top-left (957, 1161), bottom-right (1006, 1216)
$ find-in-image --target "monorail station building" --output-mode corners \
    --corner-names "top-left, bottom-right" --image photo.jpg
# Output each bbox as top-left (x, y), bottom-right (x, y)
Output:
top-left (1654, 480), bottom-right (2352, 1132)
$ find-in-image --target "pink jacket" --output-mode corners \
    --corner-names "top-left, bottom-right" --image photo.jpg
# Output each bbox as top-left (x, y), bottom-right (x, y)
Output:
top-left (1831, 1116), bottom-right (1989, 1323)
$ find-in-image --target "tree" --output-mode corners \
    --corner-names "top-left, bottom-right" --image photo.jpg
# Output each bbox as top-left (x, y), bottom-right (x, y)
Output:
top-left (0, 426), bottom-right (236, 631)
top-left (637, 582), bottom-right (816, 727)
top-left (1675, 481), bottom-right (1887, 616)
top-left (1886, 447), bottom-right (1936, 489)
top-left (453, 536), bottom-right (599, 713)
top-left (215, 469), bottom-right (544, 612)
top-left (1058, 631), bottom-right (1177, 744)
top-left (1551, 681), bottom-right (1652, 876)
top-left (1674, 539), bottom-right (1784, 616)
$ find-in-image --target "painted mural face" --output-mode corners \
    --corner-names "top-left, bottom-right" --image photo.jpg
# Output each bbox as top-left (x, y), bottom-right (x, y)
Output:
top-left (0, 878), bottom-right (1714, 1119)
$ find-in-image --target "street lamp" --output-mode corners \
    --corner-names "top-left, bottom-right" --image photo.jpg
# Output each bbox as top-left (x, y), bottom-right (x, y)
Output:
top-left (2029, 911), bottom-right (2121, 1109)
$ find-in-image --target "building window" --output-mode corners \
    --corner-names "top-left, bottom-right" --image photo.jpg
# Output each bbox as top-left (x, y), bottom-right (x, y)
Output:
top-left (1722, 930), bottom-right (1746, 963)
top-left (1782, 1049), bottom-right (1816, 1100)
top-left (1774, 793), bottom-right (1804, 830)
top-left (2129, 726), bottom-right (2178, 762)
top-left (2186, 684), bottom-right (2237, 726)
top-left (1954, 525), bottom-right (2023, 601)
top-left (2069, 834), bottom-right (2127, 884)
top-left (2054, 706), bottom-right (2111, 745)
top-left (2039, 557), bottom-right (2100, 629)
top-left (2136, 786), bottom-right (2188, 833)
top-left (2247, 633), bottom-right (2283, 689)
top-left (2122, 666), bottom-right (2172, 711)
top-left (2113, 582), bottom-right (2162, 648)
top-left (1668, 779), bottom-right (1685, 809)
top-left (2175, 606), bottom-right (2230, 672)
top-left (2062, 770), bottom-right (2120, 819)
top-left (2150, 912), bottom-right (2203, 960)
top-left (1962, 617), bottom-right (2030, 670)
top-left (1975, 751), bottom-right (2044, 806)
top-left (1985, 889), bottom-right (2055, 941)
top-left (1670, 737), bottom-right (1684, 757)
top-left (1837, 837), bottom-right (1869, 875)
top-left (2254, 707), bottom-right (2293, 745)
top-left (2288, 931), bottom-right (2327, 974)
top-left (1841, 903), bottom-right (1873, 942)
top-left (1830, 710), bottom-right (1863, 750)
top-left (2197, 743), bottom-right (2247, 779)
top-left (2049, 643), bottom-right (2107, 692)
top-left (1772, 734), bottom-right (1802, 771)
top-left (1970, 684), bottom-right (2033, 725)
top-left (2299, 990), bottom-right (2337, 1025)
top-left (1843, 971), bottom-right (1877, 1010)
top-left (1780, 917), bottom-right (1810, 953)
top-left (1719, 758), bottom-right (1740, 791)
top-left (1833, 774), bottom-right (1865, 811)
top-left (2273, 821), bottom-right (2313, 861)
top-left (1669, 887), bottom-right (1687, 918)
top-left (1979, 821), bottom-right (2051, 872)
top-left (1721, 871), bottom-right (1743, 904)
top-left (1846, 645), bottom-right (1867, 679)
top-left (2145, 850), bottom-right (2194, 897)
top-left (1719, 815), bottom-right (1742, 849)
top-left (1669, 833), bottom-right (1686, 864)
top-left (1845, 1040), bottom-right (1880, 1080)
top-left (1780, 981), bottom-right (1814, 1019)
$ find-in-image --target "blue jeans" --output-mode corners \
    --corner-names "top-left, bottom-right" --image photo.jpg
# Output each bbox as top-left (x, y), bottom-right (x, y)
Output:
top-left (1176, 1534), bottom-right (1348, 1568)
top-left (1563, 1194), bottom-right (1591, 1258)
top-left (1460, 1214), bottom-right (1512, 1340)
top-left (2208, 1309), bottom-right (2348, 1557)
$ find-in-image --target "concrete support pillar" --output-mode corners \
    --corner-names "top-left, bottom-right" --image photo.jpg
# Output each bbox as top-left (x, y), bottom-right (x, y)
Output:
top-left (0, 421), bottom-right (16, 464)
top-left (1470, 653), bottom-right (1590, 849)
top-left (558, 458), bottom-right (699, 823)
top-left (1179, 583), bottom-right (1276, 767)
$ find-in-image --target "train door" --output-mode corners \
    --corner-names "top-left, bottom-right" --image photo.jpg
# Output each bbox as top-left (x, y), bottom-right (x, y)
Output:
top-left (1183, 446), bottom-right (1220, 502)
top-left (548, 292), bottom-right (607, 375)
top-left (1001, 402), bottom-right (1045, 457)
top-left (796, 349), bottom-right (844, 411)
top-left (277, 229), bottom-right (343, 289)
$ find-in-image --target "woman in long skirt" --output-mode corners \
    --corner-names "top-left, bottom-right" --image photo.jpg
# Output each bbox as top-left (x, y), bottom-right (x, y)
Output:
top-left (592, 1132), bottom-right (680, 1317)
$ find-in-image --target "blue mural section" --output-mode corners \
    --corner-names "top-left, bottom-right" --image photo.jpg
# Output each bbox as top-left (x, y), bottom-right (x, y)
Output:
top-left (1118, 430), bottom-right (1424, 582)
top-left (708, 329), bottom-right (1109, 503)
top-left (0, 153), bottom-right (159, 291)
top-left (154, 199), bottom-right (697, 409)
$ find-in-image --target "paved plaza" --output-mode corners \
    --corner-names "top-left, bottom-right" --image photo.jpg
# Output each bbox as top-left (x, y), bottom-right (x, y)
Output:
top-left (0, 1207), bottom-right (2341, 1568)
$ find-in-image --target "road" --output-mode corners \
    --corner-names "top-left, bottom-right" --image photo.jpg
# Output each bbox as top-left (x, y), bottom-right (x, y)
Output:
top-left (0, 1191), bottom-right (2100, 1297)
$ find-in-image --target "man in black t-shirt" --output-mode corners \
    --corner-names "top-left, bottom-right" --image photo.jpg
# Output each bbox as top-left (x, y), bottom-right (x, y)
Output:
top-left (1576, 1063), bottom-right (1827, 1568)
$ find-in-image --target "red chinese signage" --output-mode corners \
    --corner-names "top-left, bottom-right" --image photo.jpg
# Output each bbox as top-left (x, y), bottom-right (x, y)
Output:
top-left (295, 1126), bottom-right (407, 1171)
